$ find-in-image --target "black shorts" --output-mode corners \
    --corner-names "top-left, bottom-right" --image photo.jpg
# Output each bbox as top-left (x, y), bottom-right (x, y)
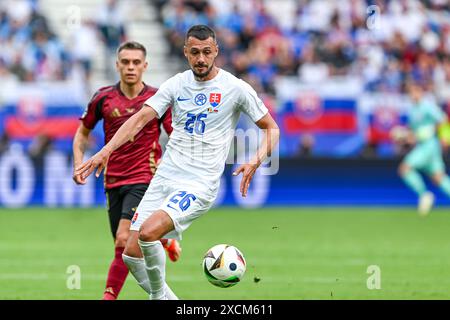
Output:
top-left (105, 184), bottom-right (148, 238)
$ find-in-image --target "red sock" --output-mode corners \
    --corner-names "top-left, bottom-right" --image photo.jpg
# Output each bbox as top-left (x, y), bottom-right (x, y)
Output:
top-left (160, 239), bottom-right (168, 246)
top-left (103, 247), bottom-right (129, 300)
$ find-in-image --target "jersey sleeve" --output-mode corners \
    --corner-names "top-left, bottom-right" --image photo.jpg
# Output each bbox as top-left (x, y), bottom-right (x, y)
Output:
top-left (80, 91), bottom-right (105, 129)
top-left (237, 80), bottom-right (269, 123)
top-left (144, 76), bottom-right (176, 119)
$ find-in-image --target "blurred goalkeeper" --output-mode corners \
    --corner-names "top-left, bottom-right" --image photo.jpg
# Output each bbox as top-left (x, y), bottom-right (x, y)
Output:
top-left (395, 82), bottom-right (450, 216)
top-left (72, 41), bottom-right (181, 300)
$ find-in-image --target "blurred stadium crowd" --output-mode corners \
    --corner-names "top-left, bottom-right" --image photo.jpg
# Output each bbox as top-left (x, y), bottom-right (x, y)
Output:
top-left (0, 0), bottom-right (126, 84)
top-left (0, 0), bottom-right (68, 82)
top-left (155, 0), bottom-right (449, 101)
top-left (2, 0), bottom-right (448, 97)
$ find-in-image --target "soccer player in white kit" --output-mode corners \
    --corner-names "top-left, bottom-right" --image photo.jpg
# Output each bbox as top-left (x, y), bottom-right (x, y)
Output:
top-left (76, 25), bottom-right (280, 300)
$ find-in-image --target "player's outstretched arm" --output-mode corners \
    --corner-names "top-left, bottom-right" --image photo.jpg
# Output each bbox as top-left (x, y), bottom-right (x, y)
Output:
top-left (72, 123), bottom-right (92, 185)
top-left (233, 113), bottom-right (280, 197)
top-left (75, 105), bottom-right (158, 179)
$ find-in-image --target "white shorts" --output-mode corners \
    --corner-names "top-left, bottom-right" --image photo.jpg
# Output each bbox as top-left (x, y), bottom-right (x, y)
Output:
top-left (130, 174), bottom-right (218, 240)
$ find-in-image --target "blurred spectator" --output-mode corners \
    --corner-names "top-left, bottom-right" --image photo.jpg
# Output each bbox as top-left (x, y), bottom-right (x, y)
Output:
top-left (0, 0), bottom-right (70, 82)
top-left (21, 30), bottom-right (68, 81)
top-left (184, 0), bottom-right (209, 13)
top-left (28, 133), bottom-right (52, 161)
top-left (359, 141), bottom-right (378, 159)
top-left (3, 0), bottom-right (33, 27)
top-left (378, 59), bottom-right (403, 93)
top-left (0, 133), bottom-right (11, 154)
top-left (434, 58), bottom-right (450, 103)
top-left (247, 42), bottom-right (278, 94)
top-left (95, 0), bottom-right (127, 79)
top-left (298, 44), bottom-right (329, 84)
top-left (295, 134), bottom-right (315, 158)
top-left (0, 57), bottom-right (19, 87)
top-left (69, 19), bottom-right (99, 84)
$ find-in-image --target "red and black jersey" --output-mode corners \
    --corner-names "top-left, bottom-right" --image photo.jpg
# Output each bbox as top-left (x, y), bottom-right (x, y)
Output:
top-left (80, 82), bottom-right (172, 189)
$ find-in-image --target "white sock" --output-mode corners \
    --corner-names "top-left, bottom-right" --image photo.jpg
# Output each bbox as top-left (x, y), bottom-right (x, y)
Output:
top-left (122, 253), bottom-right (179, 300)
top-left (122, 254), bottom-right (151, 294)
top-left (138, 239), bottom-right (167, 300)
top-left (165, 283), bottom-right (178, 300)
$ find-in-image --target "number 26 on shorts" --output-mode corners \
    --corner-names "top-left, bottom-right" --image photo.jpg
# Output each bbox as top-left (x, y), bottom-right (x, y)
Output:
top-left (167, 191), bottom-right (197, 212)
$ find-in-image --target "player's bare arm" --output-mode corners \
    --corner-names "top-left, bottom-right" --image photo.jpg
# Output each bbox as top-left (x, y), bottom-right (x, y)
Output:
top-left (75, 105), bottom-right (158, 179)
top-left (233, 113), bottom-right (280, 197)
top-left (72, 123), bottom-right (92, 185)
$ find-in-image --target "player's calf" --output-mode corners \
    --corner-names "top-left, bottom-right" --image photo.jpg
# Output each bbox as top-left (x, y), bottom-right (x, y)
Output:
top-left (103, 246), bottom-right (129, 300)
top-left (115, 219), bottom-right (131, 246)
top-left (103, 219), bottom-right (131, 300)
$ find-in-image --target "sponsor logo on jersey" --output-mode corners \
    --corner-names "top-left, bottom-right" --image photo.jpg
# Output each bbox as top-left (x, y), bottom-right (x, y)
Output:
top-left (195, 93), bottom-right (207, 106)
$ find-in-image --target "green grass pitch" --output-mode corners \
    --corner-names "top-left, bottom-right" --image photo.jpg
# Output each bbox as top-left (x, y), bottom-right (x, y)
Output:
top-left (1, 207), bottom-right (450, 300)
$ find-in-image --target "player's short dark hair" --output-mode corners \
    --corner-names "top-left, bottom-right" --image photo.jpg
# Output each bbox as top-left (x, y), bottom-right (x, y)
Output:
top-left (185, 25), bottom-right (216, 43)
top-left (117, 41), bottom-right (147, 57)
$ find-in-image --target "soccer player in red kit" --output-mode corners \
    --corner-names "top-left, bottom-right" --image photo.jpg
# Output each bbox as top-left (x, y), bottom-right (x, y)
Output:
top-left (72, 41), bottom-right (181, 300)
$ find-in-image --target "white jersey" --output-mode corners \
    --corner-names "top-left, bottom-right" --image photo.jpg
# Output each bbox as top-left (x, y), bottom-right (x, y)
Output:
top-left (144, 69), bottom-right (268, 190)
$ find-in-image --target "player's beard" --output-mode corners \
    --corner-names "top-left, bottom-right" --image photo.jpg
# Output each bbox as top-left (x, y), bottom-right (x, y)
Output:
top-left (192, 62), bottom-right (214, 79)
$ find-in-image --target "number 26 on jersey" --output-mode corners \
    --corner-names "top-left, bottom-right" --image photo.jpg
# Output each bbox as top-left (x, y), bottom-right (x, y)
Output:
top-left (184, 113), bottom-right (207, 134)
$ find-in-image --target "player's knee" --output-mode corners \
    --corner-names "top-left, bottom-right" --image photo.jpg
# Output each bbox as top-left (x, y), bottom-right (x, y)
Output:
top-left (138, 226), bottom-right (160, 242)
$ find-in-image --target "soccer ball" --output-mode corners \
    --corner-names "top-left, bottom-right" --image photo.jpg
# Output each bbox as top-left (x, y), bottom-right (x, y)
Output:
top-left (202, 244), bottom-right (246, 288)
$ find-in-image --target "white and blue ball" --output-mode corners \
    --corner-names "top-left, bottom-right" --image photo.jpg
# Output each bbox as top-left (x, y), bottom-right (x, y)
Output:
top-left (202, 244), bottom-right (246, 288)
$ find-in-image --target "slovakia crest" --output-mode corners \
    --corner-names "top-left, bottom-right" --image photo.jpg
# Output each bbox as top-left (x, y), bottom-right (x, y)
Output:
top-left (209, 93), bottom-right (222, 111)
top-left (208, 93), bottom-right (221, 113)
